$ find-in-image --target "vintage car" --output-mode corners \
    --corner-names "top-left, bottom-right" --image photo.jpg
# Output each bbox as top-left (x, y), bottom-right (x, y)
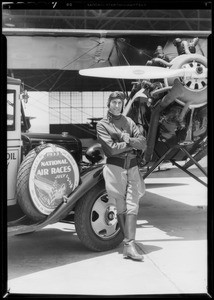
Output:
top-left (7, 76), bottom-right (123, 251)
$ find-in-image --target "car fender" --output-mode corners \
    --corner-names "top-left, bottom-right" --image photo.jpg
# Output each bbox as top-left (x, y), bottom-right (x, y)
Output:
top-left (52, 164), bottom-right (105, 222)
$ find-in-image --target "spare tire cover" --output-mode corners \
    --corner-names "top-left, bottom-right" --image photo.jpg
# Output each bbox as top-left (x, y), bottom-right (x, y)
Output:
top-left (28, 144), bottom-right (80, 215)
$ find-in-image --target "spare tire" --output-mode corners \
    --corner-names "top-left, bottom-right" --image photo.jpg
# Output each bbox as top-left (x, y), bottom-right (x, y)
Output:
top-left (17, 143), bottom-right (80, 221)
top-left (166, 54), bottom-right (207, 105)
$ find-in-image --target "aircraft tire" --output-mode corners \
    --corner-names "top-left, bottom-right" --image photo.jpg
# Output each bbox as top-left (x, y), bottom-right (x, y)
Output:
top-left (74, 181), bottom-right (124, 252)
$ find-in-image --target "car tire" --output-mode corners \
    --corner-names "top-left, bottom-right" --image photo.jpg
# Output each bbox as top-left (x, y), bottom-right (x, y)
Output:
top-left (17, 144), bottom-right (80, 222)
top-left (74, 181), bottom-right (124, 252)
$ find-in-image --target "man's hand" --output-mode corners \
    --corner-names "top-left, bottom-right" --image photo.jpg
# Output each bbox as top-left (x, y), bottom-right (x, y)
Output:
top-left (121, 132), bottom-right (130, 144)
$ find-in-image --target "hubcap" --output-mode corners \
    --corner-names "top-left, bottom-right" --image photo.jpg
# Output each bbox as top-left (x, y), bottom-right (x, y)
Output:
top-left (105, 205), bottom-right (117, 226)
top-left (90, 194), bottom-right (119, 239)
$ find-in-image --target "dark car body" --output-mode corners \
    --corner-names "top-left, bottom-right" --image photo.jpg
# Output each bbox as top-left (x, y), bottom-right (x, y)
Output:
top-left (21, 132), bottom-right (82, 164)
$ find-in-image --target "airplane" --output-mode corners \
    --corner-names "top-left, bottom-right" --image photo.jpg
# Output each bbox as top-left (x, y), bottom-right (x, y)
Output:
top-left (4, 28), bottom-right (208, 189)
top-left (79, 36), bottom-right (208, 187)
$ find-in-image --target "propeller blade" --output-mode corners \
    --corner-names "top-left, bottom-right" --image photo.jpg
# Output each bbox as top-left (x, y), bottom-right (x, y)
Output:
top-left (79, 65), bottom-right (207, 80)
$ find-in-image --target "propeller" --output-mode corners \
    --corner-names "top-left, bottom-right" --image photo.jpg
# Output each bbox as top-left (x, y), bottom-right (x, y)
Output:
top-left (79, 65), bottom-right (207, 80)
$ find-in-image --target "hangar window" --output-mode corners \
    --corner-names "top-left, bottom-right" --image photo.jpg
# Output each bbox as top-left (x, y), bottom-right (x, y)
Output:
top-left (49, 91), bottom-right (110, 124)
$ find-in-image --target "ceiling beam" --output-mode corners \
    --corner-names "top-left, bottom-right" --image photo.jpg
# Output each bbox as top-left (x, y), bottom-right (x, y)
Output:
top-left (3, 28), bottom-right (211, 37)
top-left (4, 14), bottom-right (210, 22)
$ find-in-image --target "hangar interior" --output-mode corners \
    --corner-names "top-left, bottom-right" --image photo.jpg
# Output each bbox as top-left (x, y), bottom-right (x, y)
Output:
top-left (5, 7), bottom-right (210, 294)
top-left (2, 7), bottom-right (212, 140)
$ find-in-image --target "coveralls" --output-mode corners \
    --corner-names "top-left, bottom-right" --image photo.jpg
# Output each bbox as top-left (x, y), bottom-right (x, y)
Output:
top-left (97, 111), bottom-right (147, 216)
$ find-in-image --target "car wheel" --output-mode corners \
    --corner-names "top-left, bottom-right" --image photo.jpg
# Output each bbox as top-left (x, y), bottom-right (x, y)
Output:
top-left (74, 181), bottom-right (123, 252)
top-left (17, 143), bottom-right (80, 221)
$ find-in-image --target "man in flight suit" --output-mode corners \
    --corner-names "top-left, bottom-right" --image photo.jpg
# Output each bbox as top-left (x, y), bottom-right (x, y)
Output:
top-left (96, 91), bottom-right (147, 261)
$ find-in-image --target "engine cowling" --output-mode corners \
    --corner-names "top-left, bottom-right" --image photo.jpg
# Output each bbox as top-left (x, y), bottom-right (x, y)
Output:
top-left (166, 54), bottom-right (207, 106)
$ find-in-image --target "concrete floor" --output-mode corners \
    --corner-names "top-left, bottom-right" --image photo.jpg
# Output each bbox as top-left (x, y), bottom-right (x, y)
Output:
top-left (7, 159), bottom-right (208, 296)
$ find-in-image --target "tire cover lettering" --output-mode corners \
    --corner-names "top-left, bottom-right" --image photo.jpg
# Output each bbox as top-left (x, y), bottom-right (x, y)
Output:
top-left (29, 145), bottom-right (80, 215)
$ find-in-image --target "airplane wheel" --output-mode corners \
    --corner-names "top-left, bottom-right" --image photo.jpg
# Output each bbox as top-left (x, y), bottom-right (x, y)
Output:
top-left (74, 181), bottom-right (123, 251)
top-left (17, 144), bottom-right (80, 222)
top-left (167, 54), bottom-right (207, 105)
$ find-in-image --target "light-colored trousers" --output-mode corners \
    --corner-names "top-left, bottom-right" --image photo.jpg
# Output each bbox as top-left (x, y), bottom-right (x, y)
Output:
top-left (103, 164), bottom-right (146, 215)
